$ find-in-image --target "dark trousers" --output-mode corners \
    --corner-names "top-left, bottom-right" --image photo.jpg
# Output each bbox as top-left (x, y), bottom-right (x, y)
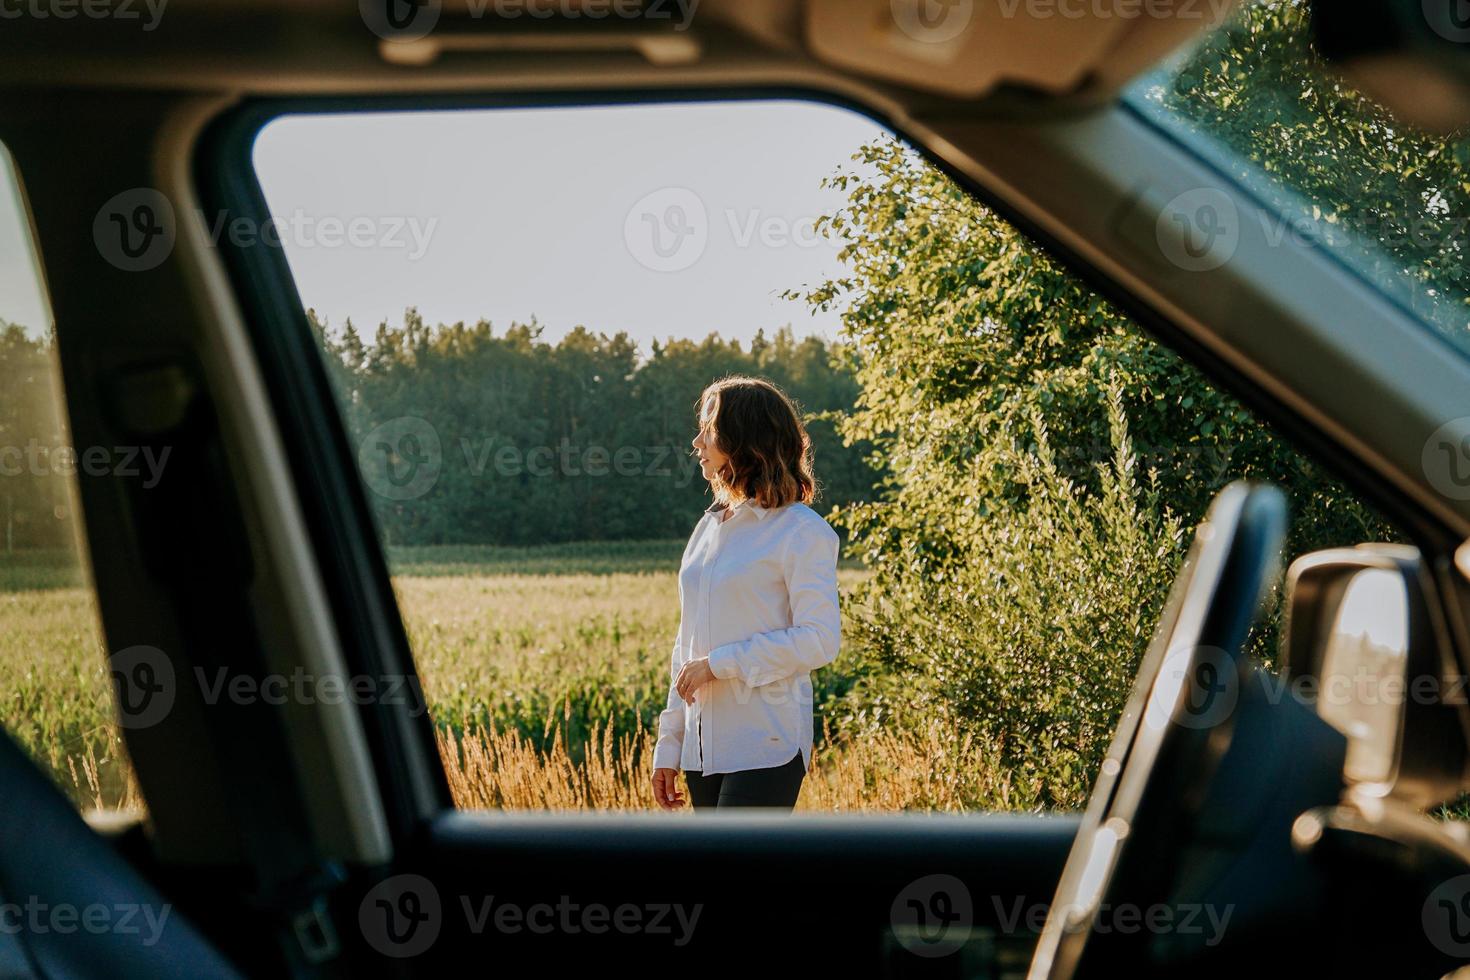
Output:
top-left (685, 748), bottom-right (806, 811)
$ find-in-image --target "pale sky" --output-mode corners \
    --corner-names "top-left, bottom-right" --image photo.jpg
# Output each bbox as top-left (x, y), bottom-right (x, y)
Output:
top-left (0, 143), bottom-right (50, 334)
top-left (1, 100), bottom-right (888, 349)
top-left (252, 99), bottom-right (888, 351)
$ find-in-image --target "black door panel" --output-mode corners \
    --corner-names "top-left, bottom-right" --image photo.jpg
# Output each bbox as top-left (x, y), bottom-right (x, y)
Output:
top-left (381, 812), bottom-right (1079, 975)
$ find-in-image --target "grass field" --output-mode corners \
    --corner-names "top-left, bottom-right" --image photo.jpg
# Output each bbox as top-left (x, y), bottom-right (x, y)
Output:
top-left (0, 542), bottom-right (1023, 815)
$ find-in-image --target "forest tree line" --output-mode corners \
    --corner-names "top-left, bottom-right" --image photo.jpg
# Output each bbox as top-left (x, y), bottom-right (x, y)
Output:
top-left (312, 311), bottom-right (880, 546)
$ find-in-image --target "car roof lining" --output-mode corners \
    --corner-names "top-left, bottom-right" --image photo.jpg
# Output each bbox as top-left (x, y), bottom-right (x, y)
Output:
top-left (0, 0), bottom-right (1229, 106)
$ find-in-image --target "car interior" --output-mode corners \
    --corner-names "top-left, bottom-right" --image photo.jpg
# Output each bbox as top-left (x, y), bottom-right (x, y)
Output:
top-left (5, 0), bottom-right (1470, 977)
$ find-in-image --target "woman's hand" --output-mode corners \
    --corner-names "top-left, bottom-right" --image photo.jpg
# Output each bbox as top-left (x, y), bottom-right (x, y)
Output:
top-left (675, 657), bottom-right (715, 704)
top-left (652, 768), bottom-right (685, 810)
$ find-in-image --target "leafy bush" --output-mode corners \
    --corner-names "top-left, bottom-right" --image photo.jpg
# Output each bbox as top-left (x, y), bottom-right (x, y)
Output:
top-left (824, 383), bottom-right (1184, 808)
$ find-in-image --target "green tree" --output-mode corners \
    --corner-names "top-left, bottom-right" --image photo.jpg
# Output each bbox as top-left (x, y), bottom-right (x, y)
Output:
top-left (308, 309), bottom-right (879, 547)
top-left (789, 4), bottom-right (1413, 807)
top-left (0, 324), bottom-right (77, 553)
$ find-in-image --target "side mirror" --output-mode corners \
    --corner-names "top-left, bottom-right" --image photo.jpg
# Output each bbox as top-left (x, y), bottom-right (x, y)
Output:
top-left (1281, 544), bottom-right (1468, 808)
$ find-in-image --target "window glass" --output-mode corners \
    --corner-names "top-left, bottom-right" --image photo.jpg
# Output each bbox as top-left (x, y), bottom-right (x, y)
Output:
top-left (253, 99), bottom-right (1394, 814)
top-left (1127, 2), bottom-right (1470, 358)
top-left (0, 145), bottom-right (140, 816)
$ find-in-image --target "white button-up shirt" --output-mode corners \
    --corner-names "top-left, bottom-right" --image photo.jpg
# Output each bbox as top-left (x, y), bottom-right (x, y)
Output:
top-left (653, 497), bottom-right (842, 775)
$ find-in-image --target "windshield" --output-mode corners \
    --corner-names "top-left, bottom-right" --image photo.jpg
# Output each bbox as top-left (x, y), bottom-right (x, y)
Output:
top-left (1126, 2), bottom-right (1470, 358)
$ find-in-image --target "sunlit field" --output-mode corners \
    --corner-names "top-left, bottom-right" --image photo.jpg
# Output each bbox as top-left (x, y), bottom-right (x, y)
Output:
top-left (1, 543), bottom-right (1026, 816)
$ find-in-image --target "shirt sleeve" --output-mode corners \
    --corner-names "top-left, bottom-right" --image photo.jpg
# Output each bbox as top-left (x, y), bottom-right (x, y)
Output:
top-left (655, 520), bottom-right (705, 775)
top-left (652, 663), bottom-right (686, 772)
top-left (654, 553), bottom-right (691, 772)
top-left (706, 519), bottom-right (841, 688)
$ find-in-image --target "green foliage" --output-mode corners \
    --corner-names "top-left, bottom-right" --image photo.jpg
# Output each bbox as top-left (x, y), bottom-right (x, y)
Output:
top-left (0, 325), bottom-right (78, 552)
top-left (312, 312), bottom-right (881, 547)
top-left (1133, 1), bottom-right (1470, 343)
top-left (793, 4), bottom-right (1422, 807)
top-left (825, 385), bottom-right (1184, 808)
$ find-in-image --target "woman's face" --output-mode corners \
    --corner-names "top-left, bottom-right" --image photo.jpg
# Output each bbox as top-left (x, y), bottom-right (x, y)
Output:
top-left (692, 398), bottom-right (729, 485)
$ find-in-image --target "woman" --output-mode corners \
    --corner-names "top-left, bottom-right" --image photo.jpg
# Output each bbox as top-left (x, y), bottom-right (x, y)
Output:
top-left (650, 375), bottom-right (842, 812)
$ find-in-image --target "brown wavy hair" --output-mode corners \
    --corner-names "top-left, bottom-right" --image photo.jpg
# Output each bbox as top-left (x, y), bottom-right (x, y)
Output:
top-left (695, 375), bottom-right (818, 510)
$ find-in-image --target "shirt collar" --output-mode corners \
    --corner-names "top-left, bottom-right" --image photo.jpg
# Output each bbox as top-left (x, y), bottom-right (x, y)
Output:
top-left (705, 497), bottom-right (774, 521)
